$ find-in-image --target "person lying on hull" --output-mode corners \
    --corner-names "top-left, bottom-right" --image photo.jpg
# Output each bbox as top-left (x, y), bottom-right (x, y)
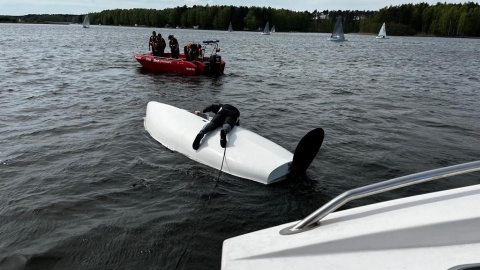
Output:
top-left (192, 104), bottom-right (240, 150)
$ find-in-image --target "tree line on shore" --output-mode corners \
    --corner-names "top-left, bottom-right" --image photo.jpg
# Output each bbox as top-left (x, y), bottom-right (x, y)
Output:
top-left (2, 2), bottom-right (480, 37)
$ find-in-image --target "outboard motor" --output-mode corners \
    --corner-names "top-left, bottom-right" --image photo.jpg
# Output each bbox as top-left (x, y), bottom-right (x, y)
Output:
top-left (207, 55), bottom-right (222, 76)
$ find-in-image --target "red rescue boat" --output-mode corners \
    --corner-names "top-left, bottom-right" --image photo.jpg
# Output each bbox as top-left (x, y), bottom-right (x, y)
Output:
top-left (134, 40), bottom-right (225, 76)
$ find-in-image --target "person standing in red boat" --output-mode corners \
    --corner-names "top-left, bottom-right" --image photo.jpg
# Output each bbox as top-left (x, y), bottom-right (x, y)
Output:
top-left (184, 43), bottom-right (200, 61)
top-left (168, 35), bottom-right (180, 59)
top-left (192, 104), bottom-right (240, 150)
top-left (149, 31), bottom-right (157, 56)
top-left (155, 34), bottom-right (166, 57)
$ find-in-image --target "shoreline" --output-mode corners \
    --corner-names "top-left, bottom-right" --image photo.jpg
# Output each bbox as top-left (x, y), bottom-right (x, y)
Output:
top-left (1, 22), bottom-right (479, 39)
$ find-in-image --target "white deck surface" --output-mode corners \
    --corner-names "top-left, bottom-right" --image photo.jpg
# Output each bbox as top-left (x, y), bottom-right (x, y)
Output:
top-left (222, 183), bottom-right (480, 269)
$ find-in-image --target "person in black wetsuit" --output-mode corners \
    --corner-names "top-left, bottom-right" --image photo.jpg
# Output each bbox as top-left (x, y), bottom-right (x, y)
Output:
top-left (149, 31), bottom-right (157, 55)
top-left (168, 35), bottom-right (180, 59)
top-left (192, 104), bottom-right (240, 150)
top-left (155, 34), bottom-right (166, 57)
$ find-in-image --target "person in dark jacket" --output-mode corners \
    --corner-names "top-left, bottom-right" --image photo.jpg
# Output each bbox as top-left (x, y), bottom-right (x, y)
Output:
top-left (184, 43), bottom-right (200, 61)
top-left (192, 104), bottom-right (240, 150)
top-left (168, 35), bottom-right (180, 59)
top-left (155, 34), bottom-right (166, 57)
top-left (149, 31), bottom-right (157, 55)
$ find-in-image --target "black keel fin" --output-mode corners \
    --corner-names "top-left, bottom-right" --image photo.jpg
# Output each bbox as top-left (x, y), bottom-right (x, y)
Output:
top-left (290, 128), bottom-right (325, 176)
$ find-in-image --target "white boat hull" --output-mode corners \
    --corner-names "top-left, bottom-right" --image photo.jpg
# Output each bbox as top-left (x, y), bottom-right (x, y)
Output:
top-left (222, 183), bottom-right (480, 269)
top-left (327, 37), bottom-right (346, 42)
top-left (144, 101), bottom-right (294, 184)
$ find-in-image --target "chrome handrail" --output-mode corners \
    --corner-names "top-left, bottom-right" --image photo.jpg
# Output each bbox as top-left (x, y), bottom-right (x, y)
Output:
top-left (280, 160), bottom-right (480, 235)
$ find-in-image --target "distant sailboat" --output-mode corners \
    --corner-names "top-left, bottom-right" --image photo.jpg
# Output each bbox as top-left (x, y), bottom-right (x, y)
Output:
top-left (271, 25), bottom-right (276, 33)
top-left (82, 14), bottom-right (90, 28)
top-left (327, 16), bottom-right (346, 41)
top-left (376, 22), bottom-right (389, 39)
top-left (261, 21), bottom-right (270, 35)
top-left (228, 22), bottom-right (233, 32)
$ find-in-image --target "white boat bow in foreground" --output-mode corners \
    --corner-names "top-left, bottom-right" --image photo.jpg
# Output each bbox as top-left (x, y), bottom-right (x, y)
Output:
top-left (222, 161), bottom-right (480, 269)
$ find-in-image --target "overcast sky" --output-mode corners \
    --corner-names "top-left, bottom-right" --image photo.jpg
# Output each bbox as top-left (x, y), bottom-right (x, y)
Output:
top-left (0, 0), bottom-right (474, 16)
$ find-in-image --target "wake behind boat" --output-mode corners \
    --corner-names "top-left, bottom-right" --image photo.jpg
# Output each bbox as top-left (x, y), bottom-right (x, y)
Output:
top-left (135, 40), bottom-right (225, 76)
top-left (144, 101), bottom-right (324, 184)
top-left (222, 161), bottom-right (480, 269)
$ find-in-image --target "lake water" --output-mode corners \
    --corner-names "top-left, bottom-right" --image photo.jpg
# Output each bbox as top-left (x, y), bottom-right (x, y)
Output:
top-left (1, 23), bottom-right (479, 269)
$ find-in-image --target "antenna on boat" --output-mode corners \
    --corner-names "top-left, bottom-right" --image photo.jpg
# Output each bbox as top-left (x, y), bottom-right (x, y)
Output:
top-left (289, 128), bottom-right (324, 177)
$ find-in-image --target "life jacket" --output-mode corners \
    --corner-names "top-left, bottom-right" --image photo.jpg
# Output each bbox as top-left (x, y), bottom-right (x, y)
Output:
top-left (149, 35), bottom-right (156, 45)
top-left (169, 38), bottom-right (178, 50)
top-left (156, 37), bottom-right (166, 49)
top-left (185, 43), bottom-right (202, 60)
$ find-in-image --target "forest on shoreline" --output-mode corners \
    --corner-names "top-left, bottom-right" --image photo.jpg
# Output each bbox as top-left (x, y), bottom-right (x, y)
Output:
top-left (2, 2), bottom-right (480, 37)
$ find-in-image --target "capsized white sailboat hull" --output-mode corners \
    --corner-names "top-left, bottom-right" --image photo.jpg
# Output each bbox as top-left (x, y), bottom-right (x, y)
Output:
top-left (222, 175), bottom-right (480, 269)
top-left (145, 101), bottom-right (295, 184)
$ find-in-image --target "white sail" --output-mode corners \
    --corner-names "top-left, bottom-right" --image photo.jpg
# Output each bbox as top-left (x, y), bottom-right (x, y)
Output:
top-left (328, 16), bottom-right (345, 41)
top-left (228, 22), bottom-right (233, 32)
top-left (376, 22), bottom-right (389, 39)
top-left (271, 25), bottom-right (276, 33)
top-left (261, 21), bottom-right (270, 35)
top-left (82, 14), bottom-right (90, 28)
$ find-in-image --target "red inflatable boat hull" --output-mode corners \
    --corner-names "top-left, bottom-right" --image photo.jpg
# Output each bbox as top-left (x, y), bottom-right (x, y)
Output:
top-left (134, 53), bottom-right (225, 76)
